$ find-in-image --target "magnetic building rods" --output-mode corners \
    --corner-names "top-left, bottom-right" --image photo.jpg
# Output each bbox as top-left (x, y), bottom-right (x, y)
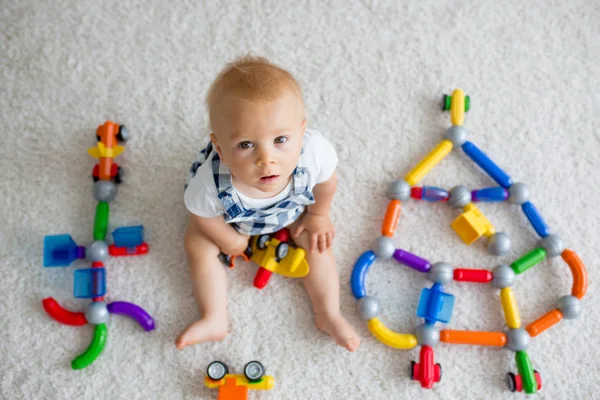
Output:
top-left (350, 90), bottom-right (587, 394)
top-left (42, 121), bottom-right (155, 370)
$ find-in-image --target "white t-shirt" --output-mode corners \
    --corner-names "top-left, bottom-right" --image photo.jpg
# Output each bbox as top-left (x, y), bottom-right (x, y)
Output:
top-left (184, 129), bottom-right (338, 218)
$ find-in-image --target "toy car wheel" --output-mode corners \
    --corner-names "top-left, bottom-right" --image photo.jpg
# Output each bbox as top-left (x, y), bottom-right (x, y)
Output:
top-left (275, 242), bottom-right (289, 261)
top-left (116, 125), bottom-right (129, 142)
top-left (534, 370), bottom-right (542, 390)
top-left (506, 372), bottom-right (517, 392)
top-left (244, 361), bottom-right (265, 382)
top-left (244, 245), bottom-right (253, 258)
top-left (207, 361), bottom-right (228, 381)
top-left (436, 363), bottom-right (442, 381)
top-left (218, 253), bottom-right (231, 267)
top-left (409, 361), bottom-right (416, 380)
top-left (465, 95), bottom-right (470, 112)
top-left (114, 167), bottom-right (124, 184)
top-left (92, 176), bottom-right (99, 182)
top-left (442, 94), bottom-right (451, 111)
top-left (96, 135), bottom-right (101, 142)
top-left (257, 235), bottom-right (270, 250)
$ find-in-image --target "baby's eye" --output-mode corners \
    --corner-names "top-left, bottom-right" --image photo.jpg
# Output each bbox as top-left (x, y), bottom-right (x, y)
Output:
top-left (274, 136), bottom-right (288, 144)
top-left (238, 141), bottom-right (253, 149)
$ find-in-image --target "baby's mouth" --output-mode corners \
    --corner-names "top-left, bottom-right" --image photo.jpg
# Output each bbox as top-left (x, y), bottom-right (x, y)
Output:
top-left (259, 175), bottom-right (279, 183)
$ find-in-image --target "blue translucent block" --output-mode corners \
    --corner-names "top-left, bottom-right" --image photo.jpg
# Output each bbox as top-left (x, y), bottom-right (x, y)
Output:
top-left (350, 251), bottom-right (377, 299)
top-left (43, 234), bottom-right (85, 267)
top-left (422, 186), bottom-right (449, 202)
top-left (112, 226), bottom-right (144, 248)
top-left (522, 202), bottom-right (550, 238)
top-left (462, 141), bottom-right (513, 188)
top-left (416, 283), bottom-right (455, 324)
top-left (471, 187), bottom-right (509, 202)
top-left (74, 268), bottom-right (106, 298)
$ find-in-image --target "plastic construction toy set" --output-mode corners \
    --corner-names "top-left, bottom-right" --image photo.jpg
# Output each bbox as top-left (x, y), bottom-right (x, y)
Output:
top-left (350, 89), bottom-right (587, 394)
top-left (39, 96), bottom-right (587, 398)
top-left (42, 121), bottom-right (155, 370)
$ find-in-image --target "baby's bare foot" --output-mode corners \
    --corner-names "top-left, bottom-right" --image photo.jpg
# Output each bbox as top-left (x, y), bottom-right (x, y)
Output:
top-left (175, 317), bottom-right (228, 349)
top-left (315, 312), bottom-right (360, 352)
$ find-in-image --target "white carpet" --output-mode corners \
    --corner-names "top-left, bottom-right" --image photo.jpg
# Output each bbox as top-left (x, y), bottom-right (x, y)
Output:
top-left (2, 1), bottom-right (599, 399)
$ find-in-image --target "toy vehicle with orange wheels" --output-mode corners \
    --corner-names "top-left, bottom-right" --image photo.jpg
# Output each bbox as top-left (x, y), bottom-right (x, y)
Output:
top-left (88, 121), bottom-right (128, 183)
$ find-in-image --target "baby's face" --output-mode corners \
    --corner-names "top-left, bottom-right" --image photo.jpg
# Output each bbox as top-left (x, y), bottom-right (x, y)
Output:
top-left (211, 89), bottom-right (306, 195)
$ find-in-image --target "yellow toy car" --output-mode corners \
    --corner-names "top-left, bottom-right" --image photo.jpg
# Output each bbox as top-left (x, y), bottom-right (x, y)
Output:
top-left (220, 228), bottom-right (310, 289)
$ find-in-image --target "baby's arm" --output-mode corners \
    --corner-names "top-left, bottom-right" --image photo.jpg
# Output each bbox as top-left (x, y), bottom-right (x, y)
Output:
top-left (292, 171), bottom-right (338, 253)
top-left (307, 170), bottom-right (337, 216)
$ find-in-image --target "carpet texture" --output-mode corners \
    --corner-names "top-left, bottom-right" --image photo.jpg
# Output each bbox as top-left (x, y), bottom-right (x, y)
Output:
top-left (1, 1), bottom-right (599, 399)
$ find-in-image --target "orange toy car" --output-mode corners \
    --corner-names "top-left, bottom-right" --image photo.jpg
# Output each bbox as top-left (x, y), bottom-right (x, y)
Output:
top-left (88, 121), bottom-right (128, 183)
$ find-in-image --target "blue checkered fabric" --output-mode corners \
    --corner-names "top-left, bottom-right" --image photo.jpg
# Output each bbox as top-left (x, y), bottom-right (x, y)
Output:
top-left (186, 142), bottom-right (315, 235)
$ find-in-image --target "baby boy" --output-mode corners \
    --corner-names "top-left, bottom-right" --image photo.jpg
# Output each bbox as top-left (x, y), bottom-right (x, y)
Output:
top-left (177, 55), bottom-right (359, 352)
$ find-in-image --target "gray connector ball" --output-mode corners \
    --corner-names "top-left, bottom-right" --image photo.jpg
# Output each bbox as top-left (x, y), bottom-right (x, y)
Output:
top-left (538, 234), bottom-right (564, 258)
top-left (87, 241), bottom-right (109, 262)
top-left (505, 328), bottom-right (530, 352)
top-left (508, 183), bottom-right (529, 205)
top-left (357, 296), bottom-right (381, 321)
top-left (93, 181), bottom-right (117, 202)
top-left (448, 186), bottom-right (471, 208)
top-left (444, 126), bottom-right (467, 146)
top-left (556, 295), bottom-right (581, 319)
top-left (487, 232), bottom-right (512, 256)
top-left (428, 262), bottom-right (453, 284)
top-left (387, 180), bottom-right (411, 201)
top-left (85, 301), bottom-right (110, 324)
top-left (415, 323), bottom-right (440, 346)
top-left (491, 265), bottom-right (515, 289)
top-left (371, 236), bottom-right (396, 260)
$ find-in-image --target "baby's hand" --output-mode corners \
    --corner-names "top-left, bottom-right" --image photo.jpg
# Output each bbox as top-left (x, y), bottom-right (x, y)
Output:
top-left (292, 212), bottom-right (335, 253)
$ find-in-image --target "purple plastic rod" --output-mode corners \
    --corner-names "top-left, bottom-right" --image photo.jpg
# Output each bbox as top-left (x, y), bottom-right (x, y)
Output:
top-left (107, 301), bottom-right (155, 331)
top-left (393, 249), bottom-right (431, 273)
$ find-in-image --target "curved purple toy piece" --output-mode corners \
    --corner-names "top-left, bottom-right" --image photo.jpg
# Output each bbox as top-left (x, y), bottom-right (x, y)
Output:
top-left (107, 301), bottom-right (155, 331)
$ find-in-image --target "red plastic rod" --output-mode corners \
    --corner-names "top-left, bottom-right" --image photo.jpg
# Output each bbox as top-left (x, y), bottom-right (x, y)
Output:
top-left (254, 267), bottom-right (272, 289)
top-left (42, 297), bottom-right (87, 326)
top-left (453, 268), bottom-right (492, 283)
top-left (109, 243), bottom-right (149, 257)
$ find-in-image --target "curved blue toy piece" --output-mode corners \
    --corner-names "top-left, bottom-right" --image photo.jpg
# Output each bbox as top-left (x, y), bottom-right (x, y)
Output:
top-left (522, 201), bottom-right (550, 238)
top-left (462, 141), bottom-right (513, 188)
top-left (350, 251), bottom-right (377, 299)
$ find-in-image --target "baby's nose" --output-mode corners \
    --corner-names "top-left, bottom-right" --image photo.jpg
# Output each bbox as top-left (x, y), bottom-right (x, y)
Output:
top-left (256, 148), bottom-right (275, 166)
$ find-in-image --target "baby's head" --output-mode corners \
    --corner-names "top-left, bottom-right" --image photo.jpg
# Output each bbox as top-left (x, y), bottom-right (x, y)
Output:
top-left (207, 55), bottom-right (306, 194)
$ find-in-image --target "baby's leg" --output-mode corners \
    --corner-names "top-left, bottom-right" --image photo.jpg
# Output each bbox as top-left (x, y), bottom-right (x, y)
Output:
top-left (289, 222), bottom-right (360, 352)
top-left (175, 224), bottom-right (229, 349)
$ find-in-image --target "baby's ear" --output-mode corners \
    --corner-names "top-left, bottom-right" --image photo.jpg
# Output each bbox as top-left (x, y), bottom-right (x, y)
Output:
top-left (210, 133), bottom-right (225, 161)
top-left (301, 119), bottom-right (307, 135)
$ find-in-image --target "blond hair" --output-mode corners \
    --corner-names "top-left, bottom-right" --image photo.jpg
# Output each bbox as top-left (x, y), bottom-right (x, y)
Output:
top-left (206, 55), bottom-right (304, 129)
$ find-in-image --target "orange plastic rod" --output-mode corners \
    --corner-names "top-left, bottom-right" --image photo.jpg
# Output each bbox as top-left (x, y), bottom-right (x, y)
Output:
top-left (382, 200), bottom-right (401, 237)
top-left (526, 309), bottom-right (563, 337)
top-left (562, 249), bottom-right (588, 299)
top-left (440, 330), bottom-right (507, 347)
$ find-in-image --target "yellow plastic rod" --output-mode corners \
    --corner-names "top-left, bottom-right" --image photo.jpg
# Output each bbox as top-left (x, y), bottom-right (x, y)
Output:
top-left (367, 317), bottom-right (417, 349)
top-left (404, 140), bottom-right (453, 186)
top-left (451, 89), bottom-right (465, 126)
top-left (500, 287), bottom-right (521, 328)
